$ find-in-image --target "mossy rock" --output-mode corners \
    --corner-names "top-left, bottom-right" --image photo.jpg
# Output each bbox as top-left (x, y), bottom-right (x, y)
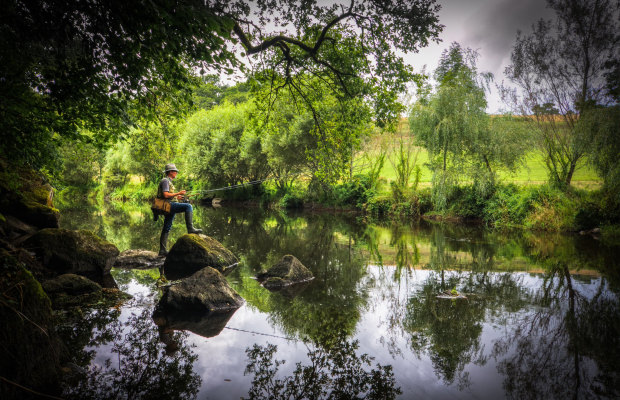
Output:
top-left (0, 164), bottom-right (58, 229)
top-left (0, 249), bottom-right (64, 397)
top-left (16, 200), bottom-right (60, 229)
top-left (158, 267), bottom-right (244, 314)
top-left (115, 249), bottom-right (164, 270)
top-left (162, 234), bottom-right (238, 280)
top-left (24, 228), bottom-right (119, 286)
top-left (42, 274), bottom-right (103, 308)
top-left (257, 255), bottom-right (314, 289)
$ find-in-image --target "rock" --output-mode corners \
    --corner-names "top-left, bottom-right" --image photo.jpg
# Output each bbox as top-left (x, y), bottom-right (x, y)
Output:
top-left (42, 274), bottom-right (103, 308)
top-left (158, 267), bottom-right (244, 314)
top-left (23, 228), bottom-right (119, 286)
top-left (162, 234), bottom-right (238, 280)
top-left (0, 165), bottom-right (59, 229)
top-left (15, 200), bottom-right (59, 229)
top-left (1, 214), bottom-right (37, 238)
top-left (257, 255), bottom-right (314, 289)
top-left (115, 249), bottom-right (164, 270)
top-left (0, 249), bottom-right (64, 398)
top-left (42, 273), bottom-right (102, 295)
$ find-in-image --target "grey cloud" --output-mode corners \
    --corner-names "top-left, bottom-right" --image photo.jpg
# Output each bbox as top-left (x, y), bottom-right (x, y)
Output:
top-left (461, 0), bottom-right (554, 72)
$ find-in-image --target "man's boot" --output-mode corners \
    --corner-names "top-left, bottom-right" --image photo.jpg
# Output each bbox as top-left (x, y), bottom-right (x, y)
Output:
top-left (185, 211), bottom-right (203, 234)
top-left (159, 231), bottom-right (169, 256)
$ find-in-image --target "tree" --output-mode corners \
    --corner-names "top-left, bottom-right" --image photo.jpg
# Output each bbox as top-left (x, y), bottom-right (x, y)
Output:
top-left (503, 0), bottom-right (619, 188)
top-left (58, 134), bottom-right (106, 187)
top-left (180, 101), bottom-right (261, 188)
top-left (410, 43), bottom-right (526, 209)
top-left (1, 0), bottom-right (442, 170)
top-left (577, 105), bottom-right (620, 194)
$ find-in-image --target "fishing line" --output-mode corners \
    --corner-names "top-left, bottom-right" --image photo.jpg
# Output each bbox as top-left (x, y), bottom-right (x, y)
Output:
top-left (184, 172), bottom-right (300, 197)
top-left (223, 326), bottom-right (298, 341)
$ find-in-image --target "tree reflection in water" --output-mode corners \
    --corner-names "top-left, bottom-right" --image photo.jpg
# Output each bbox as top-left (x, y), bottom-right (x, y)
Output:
top-left (243, 337), bottom-right (401, 400)
top-left (493, 264), bottom-right (620, 399)
top-left (63, 308), bottom-right (200, 400)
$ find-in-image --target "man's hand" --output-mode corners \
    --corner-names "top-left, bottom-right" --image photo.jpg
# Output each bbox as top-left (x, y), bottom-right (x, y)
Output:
top-left (164, 189), bottom-right (187, 199)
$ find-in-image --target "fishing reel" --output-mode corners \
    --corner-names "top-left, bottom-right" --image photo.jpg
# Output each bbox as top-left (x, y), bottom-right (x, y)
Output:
top-left (179, 193), bottom-right (198, 203)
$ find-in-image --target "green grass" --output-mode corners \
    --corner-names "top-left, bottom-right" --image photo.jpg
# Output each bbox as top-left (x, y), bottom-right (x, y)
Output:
top-left (358, 119), bottom-right (601, 189)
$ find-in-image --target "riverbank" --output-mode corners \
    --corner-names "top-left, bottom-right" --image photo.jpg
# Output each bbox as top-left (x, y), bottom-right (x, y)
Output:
top-left (76, 177), bottom-right (620, 243)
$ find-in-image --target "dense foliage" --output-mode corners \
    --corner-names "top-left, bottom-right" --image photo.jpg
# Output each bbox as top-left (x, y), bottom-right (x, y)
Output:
top-left (410, 43), bottom-right (529, 210)
top-left (1, 0), bottom-right (442, 171)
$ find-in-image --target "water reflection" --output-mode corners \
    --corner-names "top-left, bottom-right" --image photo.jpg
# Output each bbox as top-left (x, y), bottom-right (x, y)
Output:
top-left (55, 200), bottom-right (620, 399)
top-left (62, 308), bottom-right (200, 400)
top-left (493, 264), bottom-right (620, 399)
top-left (243, 338), bottom-right (401, 400)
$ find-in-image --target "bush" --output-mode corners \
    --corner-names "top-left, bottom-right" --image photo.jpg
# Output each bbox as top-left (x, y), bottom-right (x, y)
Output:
top-left (484, 184), bottom-right (579, 231)
top-left (484, 184), bottom-right (531, 227)
top-left (334, 175), bottom-right (373, 208)
top-left (279, 193), bottom-right (304, 209)
top-left (418, 188), bottom-right (433, 215)
top-left (366, 195), bottom-right (392, 216)
top-left (445, 185), bottom-right (490, 219)
top-left (575, 189), bottom-right (620, 230)
top-left (108, 182), bottom-right (158, 202)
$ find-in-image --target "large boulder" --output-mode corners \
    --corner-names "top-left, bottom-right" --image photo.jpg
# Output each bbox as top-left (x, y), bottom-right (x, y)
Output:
top-left (158, 267), bottom-right (244, 314)
top-left (23, 228), bottom-right (119, 286)
top-left (0, 164), bottom-right (59, 229)
top-left (115, 249), bottom-right (164, 270)
top-left (41, 274), bottom-right (103, 308)
top-left (14, 199), bottom-right (59, 229)
top-left (162, 234), bottom-right (238, 280)
top-left (42, 274), bottom-right (131, 308)
top-left (0, 249), bottom-right (64, 398)
top-left (257, 255), bottom-right (314, 290)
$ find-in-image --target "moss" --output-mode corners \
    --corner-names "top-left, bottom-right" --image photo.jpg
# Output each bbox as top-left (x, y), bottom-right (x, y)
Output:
top-left (24, 229), bottom-right (119, 284)
top-left (258, 255), bottom-right (314, 285)
top-left (0, 249), bottom-right (63, 397)
top-left (163, 234), bottom-right (238, 279)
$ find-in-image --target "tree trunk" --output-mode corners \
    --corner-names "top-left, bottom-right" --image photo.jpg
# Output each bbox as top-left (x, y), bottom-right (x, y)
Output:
top-left (483, 154), bottom-right (495, 185)
top-left (565, 161), bottom-right (576, 187)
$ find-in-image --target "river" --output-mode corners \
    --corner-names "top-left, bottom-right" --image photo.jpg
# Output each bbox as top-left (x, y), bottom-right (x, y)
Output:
top-left (56, 200), bottom-right (620, 399)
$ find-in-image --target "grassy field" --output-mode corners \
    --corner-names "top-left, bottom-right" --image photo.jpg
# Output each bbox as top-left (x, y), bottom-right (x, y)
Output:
top-left (359, 118), bottom-right (601, 190)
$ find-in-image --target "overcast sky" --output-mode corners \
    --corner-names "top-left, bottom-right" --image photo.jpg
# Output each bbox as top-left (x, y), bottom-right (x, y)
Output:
top-left (406, 0), bottom-right (555, 112)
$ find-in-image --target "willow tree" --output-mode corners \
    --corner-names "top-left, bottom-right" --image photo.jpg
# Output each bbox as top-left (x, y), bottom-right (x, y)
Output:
top-left (411, 44), bottom-right (497, 209)
top-left (1, 0), bottom-right (443, 171)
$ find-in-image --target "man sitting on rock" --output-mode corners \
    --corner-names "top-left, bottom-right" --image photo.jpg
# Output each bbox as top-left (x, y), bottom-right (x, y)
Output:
top-left (157, 163), bottom-right (202, 256)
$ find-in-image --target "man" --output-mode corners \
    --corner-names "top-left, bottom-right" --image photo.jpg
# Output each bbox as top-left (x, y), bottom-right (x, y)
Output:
top-left (157, 163), bottom-right (202, 256)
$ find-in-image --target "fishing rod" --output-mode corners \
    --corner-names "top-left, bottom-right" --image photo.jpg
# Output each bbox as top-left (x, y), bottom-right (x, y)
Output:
top-left (183, 173), bottom-right (299, 198)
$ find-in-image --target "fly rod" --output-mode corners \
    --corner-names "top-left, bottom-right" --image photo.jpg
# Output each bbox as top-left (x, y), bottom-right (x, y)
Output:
top-left (183, 173), bottom-right (299, 198)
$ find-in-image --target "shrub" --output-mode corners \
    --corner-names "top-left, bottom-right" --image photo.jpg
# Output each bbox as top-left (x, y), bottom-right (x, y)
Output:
top-left (366, 195), bottom-right (392, 216)
top-left (446, 185), bottom-right (489, 219)
top-left (279, 193), bottom-right (304, 209)
top-left (334, 175), bottom-right (373, 208)
top-left (484, 184), bottom-right (579, 231)
top-left (418, 188), bottom-right (433, 215)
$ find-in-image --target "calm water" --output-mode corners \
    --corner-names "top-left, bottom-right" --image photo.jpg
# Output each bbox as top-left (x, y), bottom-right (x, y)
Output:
top-left (57, 200), bottom-right (620, 399)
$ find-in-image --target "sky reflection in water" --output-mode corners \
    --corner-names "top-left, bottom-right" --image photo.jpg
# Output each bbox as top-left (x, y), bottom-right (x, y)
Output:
top-left (58, 202), bottom-right (620, 399)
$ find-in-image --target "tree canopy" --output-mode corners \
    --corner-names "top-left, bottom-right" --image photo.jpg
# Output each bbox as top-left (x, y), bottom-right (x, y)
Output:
top-left (0, 0), bottom-right (443, 169)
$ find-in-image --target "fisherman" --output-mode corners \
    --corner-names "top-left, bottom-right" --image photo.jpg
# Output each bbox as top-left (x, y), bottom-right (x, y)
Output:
top-left (157, 163), bottom-right (202, 256)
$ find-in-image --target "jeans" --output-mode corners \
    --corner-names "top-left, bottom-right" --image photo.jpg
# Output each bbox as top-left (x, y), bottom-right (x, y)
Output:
top-left (162, 202), bottom-right (193, 233)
